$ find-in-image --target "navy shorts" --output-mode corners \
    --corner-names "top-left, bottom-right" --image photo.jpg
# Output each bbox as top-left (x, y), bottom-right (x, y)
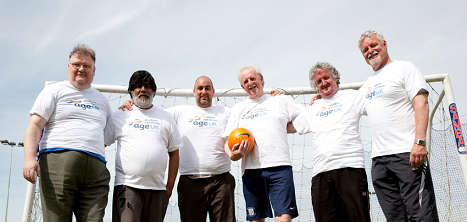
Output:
top-left (242, 166), bottom-right (298, 220)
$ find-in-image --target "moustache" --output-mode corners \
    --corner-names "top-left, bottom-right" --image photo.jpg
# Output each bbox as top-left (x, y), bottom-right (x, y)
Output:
top-left (368, 51), bottom-right (378, 59)
top-left (138, 92), bottom-right (151, 98)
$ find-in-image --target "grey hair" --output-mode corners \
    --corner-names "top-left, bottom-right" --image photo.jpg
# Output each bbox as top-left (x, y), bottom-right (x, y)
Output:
top-left (238, 65), bottom-right (264, 86)
top-left (309, 62), bottom-right (340, 90)
top-left (358, 30), bottom-right (385, 51)
top-left (69, 44), bottom-right (96, 63)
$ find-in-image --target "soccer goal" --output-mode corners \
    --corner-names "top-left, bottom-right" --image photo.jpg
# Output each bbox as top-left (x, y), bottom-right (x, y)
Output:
top-left (22, 73), bottom-right (466, 222)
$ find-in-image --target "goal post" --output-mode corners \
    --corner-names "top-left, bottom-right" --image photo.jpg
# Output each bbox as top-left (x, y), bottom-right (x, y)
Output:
top-left (22, 73), bottom-right (466, 221)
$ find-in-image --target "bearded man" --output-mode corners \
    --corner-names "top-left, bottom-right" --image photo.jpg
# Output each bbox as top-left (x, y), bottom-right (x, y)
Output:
top-left (104, 70), bottom-right (182, 222)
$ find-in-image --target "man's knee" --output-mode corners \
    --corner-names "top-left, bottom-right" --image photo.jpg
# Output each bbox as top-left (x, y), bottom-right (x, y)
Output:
top-left (275, 214), bottom-right (292, 222)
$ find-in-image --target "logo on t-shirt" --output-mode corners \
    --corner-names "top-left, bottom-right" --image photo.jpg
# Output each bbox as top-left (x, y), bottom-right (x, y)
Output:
top-left (241, 108), bottom-right (268, 120)
top-left (65, 99), bottom-right (100, 111)
top-left (187, 115), bottom-right (218, 127)
top-left (315, 103), bottom-right (343, 117)
top-left (127, 118), bottom-right (160, 131)
top-left (365, 83), bottom-right (385, 100)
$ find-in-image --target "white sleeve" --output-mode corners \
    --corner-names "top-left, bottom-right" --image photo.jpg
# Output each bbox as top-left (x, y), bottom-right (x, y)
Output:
top-left (104, 114), bottom-right (117, 146)
top-left (222, 106), bottom-right (240, 139)
top-left (164, 106), bottom-right (179, 123)
top-left (29, 86), bottom-right (56, 120)
top-left (354, 90), bottom-right (367, 116)
top-left (284, 95), bottom-right (305, 121)
top-left (166, 114), bottom-right (183, 152)
top-left (292, 107), bottom-right (313, 135)
top-left (403, 62), bottom-right (428, 100)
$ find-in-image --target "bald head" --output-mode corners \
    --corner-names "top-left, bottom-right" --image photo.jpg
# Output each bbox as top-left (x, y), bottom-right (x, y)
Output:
top-left (193, 76), bottom-right (215, 108)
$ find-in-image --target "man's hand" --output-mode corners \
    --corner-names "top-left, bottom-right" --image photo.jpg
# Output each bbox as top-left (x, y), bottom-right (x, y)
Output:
top-left (23, 158), bottom-right (40, 184)
top-left (225, 140), bottom-right (250, 161)
top-left (309, 94), bottom-right (322, 106)
top-left (166, 184), bottom-right (174, 198)
top-left (271, 89), bottom-right (285, 97)
top-left (119, 100), bottom-right (134, 111)
top-left (410, 144), bottom-right (427, 169)
top-left (23, 114), bottom-right (47, 184)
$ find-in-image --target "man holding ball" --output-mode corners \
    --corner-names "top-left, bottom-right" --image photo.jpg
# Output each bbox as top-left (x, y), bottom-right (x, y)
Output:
top-left (223, 65), bottom-right (304, 222)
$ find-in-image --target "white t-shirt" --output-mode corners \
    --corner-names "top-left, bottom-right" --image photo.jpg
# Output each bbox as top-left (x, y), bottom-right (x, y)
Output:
top-left (359, 60), bottom-right (428, 158)
top-left (293, 90), bottom-right (366, 177)
top-left (104, 105), bottom-right (183, 190)
top-left (223, 94), bottom-right (304, 173)
top-left (29, 81), bottom-right (112, 161)
top-left (166, 105), bottom-right (231, 175)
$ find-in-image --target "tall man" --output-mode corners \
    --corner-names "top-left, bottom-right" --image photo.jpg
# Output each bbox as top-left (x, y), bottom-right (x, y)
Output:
top-left (120, 76), bottom-right (236, 222)
top-left (288, 62), bottom-right (370, 221)
top-left (23, 44), bottom-right (112, 221)
top-left (223, 66), bottom-right (304, 222)
top-left (104, 70), bottom-right (182, 222)
top-left (358, 30), bottom-right (438, 221)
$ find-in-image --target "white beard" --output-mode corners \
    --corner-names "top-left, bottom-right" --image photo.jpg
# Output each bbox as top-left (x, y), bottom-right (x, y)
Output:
top-left (132, 92), bottom-right (153, 109)
top-left (368, 51), bottom-right (382, 66)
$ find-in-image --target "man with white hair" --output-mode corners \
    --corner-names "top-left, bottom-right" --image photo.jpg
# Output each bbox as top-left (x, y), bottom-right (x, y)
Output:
top-left (223, 66), bottom-right (304, 222)
top-left (288, 62), bottom-right (370, 222)
top-left (105, 70), bottom-right (182, 222)
top-left (358, 30), bottom-right (438, 221)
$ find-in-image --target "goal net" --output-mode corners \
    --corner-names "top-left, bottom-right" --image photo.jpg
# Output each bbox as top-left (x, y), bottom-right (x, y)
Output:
top-left (23, 74), bottom-right (467, 221)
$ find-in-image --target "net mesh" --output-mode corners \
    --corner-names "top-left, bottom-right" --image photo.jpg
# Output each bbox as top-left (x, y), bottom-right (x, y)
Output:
top-left (28, 81), bottom-right (467, 222)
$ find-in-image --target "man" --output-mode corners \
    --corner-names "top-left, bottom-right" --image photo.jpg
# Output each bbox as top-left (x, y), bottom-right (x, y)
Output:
top-left (22, 44), bottom-right (112, 221)
top-left (104, 70), bottom-right (182, 222)
top-left (223, 66), bottom-right (304, 222)
top-left (358, 30), bottom-right (438, 221)
top-left (165, 76), bottom-right (236, 222)
top-left (287, 62), bottom-right (370, 221)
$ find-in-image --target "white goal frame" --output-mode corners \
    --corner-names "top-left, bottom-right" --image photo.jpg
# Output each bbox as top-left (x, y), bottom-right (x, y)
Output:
top-left (22, 73), bottom-right (466, 221)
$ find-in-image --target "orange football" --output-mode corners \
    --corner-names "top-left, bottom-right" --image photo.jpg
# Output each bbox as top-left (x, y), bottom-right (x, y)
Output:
top-left (228, 128), bottom-right (255, 152)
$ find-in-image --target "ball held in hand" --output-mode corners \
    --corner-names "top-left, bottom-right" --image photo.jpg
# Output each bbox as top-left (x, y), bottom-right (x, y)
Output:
top-left (228, 128), bottom-right (255, 152)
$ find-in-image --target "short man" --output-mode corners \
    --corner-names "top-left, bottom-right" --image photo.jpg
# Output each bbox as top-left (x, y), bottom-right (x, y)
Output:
top-left (23, 44), bottom-right (112, 221)
top-left (223, 66), bottom-right (304, 222)
top-left (104, 70), bottom-right (182, 222)
top-left (358, 30), bottom-right (438, 221)
top-left (288, 62), bottom-right (370, 221)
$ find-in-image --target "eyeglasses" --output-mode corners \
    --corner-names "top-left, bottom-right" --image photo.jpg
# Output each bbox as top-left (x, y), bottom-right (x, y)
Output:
top-left (69, 63), bottom-right (94, 70)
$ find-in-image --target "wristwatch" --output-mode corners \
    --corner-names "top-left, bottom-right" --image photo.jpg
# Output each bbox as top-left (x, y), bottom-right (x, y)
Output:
top-left (414, 139), bottom-right (426, 146)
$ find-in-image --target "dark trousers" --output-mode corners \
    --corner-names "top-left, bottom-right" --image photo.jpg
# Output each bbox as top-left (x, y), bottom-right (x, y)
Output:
top-left (311, 167), bottom-right (370, 222)
top-left (177, 172), bottom-right (236, 222)
top-left (372, 152), bottom-right (439, 222)
top-left (39, 151), bottom-right (110, 222)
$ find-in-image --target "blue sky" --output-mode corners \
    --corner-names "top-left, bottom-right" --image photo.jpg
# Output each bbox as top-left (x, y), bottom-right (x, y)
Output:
top-left (1, 1), bottom-right (467, 221)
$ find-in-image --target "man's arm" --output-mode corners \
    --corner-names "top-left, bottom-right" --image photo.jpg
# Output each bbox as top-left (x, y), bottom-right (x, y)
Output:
top-left (287, 122), bottom-right (297, 134)
top-left (119, 100), bottom-right (134, 111)
top-left (23, 114), bottom-right (48, 184)
top-left (224, 139), bottom-right (249, 161)
top-left (166, 149), bottom-right (179, 198)
top-left (410, 93), bottom-right (429, 168)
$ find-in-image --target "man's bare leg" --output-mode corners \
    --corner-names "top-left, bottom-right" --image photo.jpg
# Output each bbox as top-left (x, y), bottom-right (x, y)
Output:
top-left (275, 214), bottom-right (292, 222)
